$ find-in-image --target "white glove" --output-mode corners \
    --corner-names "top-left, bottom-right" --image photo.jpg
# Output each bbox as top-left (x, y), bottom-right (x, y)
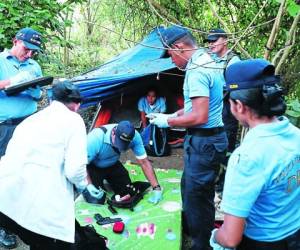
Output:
top-left (148, 189), bottom-right (163, 204)
top-left (86, 184), bottom-right (104, 199)
top-left (168, 112), bottom-right (178, 118)
top-left (146, 112), bottom-right (177, 120)
top-left (210, 229), bottom-right (234, 250)
top-left (9, 71), bottom-right (36, 86)
top-left (149, 114), bottom-right (169, 128)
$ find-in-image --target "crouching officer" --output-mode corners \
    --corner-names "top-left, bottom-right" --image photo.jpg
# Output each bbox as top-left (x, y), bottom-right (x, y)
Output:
top-left (210, 59), bottom-right (300, 250)
top-left (0, 81), bottom-right (102, 250)
top-left (87, 120), bottom-right (163, 204)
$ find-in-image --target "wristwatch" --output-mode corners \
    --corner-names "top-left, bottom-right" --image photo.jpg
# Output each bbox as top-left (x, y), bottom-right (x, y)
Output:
top-left (153, 184), bottom-right (161, 190)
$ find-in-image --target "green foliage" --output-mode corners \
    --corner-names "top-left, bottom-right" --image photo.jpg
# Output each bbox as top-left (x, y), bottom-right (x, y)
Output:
top-left (0, 0), bottom-right (298, 91)
top-left (287, 0), bottom-right (300, 16)
top-left (285, 98), bottom-right (300, 127)
top-left (0, 0), bottom-right (85, 77)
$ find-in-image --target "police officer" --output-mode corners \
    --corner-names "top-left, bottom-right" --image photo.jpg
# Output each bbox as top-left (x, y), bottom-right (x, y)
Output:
top-left (0, 81), bottom-right (102, 250)
top-left (205, 28), bottom-right (240, 192)
top-left (0, 27), bottom-right (43, 249)
top-left (87, 120), bottom-right (163, 204)
top-left (150, 26), bottom-right (228, 250)
top-left (210, 59), bottom-right (300, 250)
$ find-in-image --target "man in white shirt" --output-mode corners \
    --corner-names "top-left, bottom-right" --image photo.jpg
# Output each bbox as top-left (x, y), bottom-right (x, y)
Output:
top-left (0, 81), bottom-right (102, 250)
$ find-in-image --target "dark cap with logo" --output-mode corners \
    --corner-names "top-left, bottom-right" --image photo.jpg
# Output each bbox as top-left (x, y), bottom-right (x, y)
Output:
top-left (159, 25), bottom-right (192, 58)
top-left (225, 59), bottom-right (280, 92)
top-left (15, 27), bottom-right (42, 51)
top-left (205, 28), bottom-right (227, 42)
top-left (114, 121), bottom-right (135, 151)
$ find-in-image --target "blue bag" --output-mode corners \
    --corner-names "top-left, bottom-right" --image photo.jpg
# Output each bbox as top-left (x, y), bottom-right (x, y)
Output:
top-left (140, 124), bottom-right (170, 157)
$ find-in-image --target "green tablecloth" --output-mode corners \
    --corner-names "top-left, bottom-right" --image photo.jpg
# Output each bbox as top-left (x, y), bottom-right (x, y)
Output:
top-left (75, 163), bottom-right (183, 250)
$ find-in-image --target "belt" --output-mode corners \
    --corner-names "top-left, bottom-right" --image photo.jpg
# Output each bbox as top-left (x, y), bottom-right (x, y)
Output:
top-left (186, 127), bottom-right (224, 137)
top-left (0, 116), bottom-right (28, 126)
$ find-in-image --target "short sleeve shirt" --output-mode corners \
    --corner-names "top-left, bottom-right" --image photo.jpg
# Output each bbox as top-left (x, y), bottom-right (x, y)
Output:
top-left (183, 49), bottom-right (224, 128)
top-left (138, 96), bottom-right (166, 114)
top-left (221, 117), bottom-right (300, 241)
top-left (87, 124), bottom-right (147, 168)
top-left (0, 50), bottom-right (43, 120)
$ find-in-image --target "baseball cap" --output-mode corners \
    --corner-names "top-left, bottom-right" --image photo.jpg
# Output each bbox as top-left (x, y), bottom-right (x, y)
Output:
top-left (52, 80), bottom-right (82, 103)
top-left (15, 28), bottom-right (42, 51)
top-left (205, 28), bottom-right (227, 42)
top-left (225, 59), bottom-right (280, 93)
top-left (159, 25), bottom-right (192, 58)
top-left (114, 121), bottom-right (135, 151)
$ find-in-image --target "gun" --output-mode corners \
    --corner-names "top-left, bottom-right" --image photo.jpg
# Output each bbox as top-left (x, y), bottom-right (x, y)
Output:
top-left (94, 213), bottom-right (122, 225)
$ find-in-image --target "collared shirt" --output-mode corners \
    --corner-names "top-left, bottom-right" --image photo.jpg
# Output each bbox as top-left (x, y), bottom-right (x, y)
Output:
top-left (87, 124), bottom-right (147, 168)
top-left (0, 101), bottom-right (88, 243)
top-left (221, 116), bottom-right (300, 241)
top-left (138, 96), bottom-right (166, 114)
top-left (0, 50), bottom-right (42, 121)
top-left (183, 49), bottom-right (224, 128)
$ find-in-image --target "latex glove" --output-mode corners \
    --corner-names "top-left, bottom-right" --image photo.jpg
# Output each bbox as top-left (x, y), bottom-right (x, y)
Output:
top-left (26, 86), bottom-right (42, 99)
top-left (86, 184), bottom-right (104, 199)
top-left (210, 229), bottom-right (233, 250)
top-left (82, 184), bottom-right (106, 204)
top-left (167, 112), bottom-right (178, 118)
top-left (148, 189), bottom-right (163, 204)
top-left (148, 114), bottom-right (169, 128)
top-left (9, 71), bottom-right (36, 86)
top-left (146, 112), bottom-right (177, 120)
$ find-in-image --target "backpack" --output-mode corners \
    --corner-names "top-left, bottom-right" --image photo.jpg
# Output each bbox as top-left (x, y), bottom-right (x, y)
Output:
top-left (140, 124), bottom-right (170, 157)
top-left (72, 221), bottom-right (108, 250)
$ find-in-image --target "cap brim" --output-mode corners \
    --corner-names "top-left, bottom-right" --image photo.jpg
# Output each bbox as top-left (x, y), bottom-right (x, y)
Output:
top-left (114, 136), bottom-right (130, 152)
top-left (204, 38), bottom-right (218, 43)
top-left (23, 41), bottom-right (41, 51)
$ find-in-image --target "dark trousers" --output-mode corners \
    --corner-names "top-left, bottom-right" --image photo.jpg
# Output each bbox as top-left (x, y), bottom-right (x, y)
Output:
top-left (222, 99), bottom-right (238, 153)
top-left (237, 228), bottom-right (300, 250)
top-left (87, 161), bottom-right (132, 196)
top-left (0, 123), bottom-right (17, 157)
top-left (181, 132), bottom-right (228, 250)
top-left (0, 116), bottom-right (29, 157)
top-left (0, 212), bottom-right (72, 250)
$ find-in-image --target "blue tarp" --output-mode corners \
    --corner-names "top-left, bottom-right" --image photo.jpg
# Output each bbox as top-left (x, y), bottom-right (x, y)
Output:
top-left (72, 27), bottom-right (176, 107)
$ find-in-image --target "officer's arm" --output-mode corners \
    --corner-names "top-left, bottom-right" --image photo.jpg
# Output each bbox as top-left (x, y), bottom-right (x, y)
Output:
top-left (137, 157), bottom-right (160, 188)
top-left (214, 214), bottom-right (245, 248)
top-left (168, 97), bottom-right (208, 127)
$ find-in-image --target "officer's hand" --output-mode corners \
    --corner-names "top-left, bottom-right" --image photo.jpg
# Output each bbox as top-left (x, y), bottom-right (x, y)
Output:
top-left (146, 113), bottom-right (164, 120)
top-left (148, 189), bottom-right (163, 204)
top-left (9, 71), bottom-right (36, 86)
top-left (210, 229), bottom-right (233, 250)
top-left (86, 184), bottom-right (104, 198)
top-left (27, 86), bottom-right (42, 99)
top-left (82, 184), bottom-right (105, 204)
top-left (148, 114), bottom-right (169, 128)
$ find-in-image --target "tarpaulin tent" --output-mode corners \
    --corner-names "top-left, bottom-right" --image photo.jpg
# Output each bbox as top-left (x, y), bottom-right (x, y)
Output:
top-left (72, 27), bottom-right (181, 108)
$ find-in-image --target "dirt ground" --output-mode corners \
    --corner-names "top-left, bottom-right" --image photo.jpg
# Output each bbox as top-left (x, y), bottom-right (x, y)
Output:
top-left (0, 148), bottom-right (187, 250)
top-left (120, 147), bottom-right (185, 170)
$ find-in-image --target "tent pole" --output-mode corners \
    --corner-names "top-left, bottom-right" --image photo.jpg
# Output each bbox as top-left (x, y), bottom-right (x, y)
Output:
top-left (89, 102), bottom-right (102, 132)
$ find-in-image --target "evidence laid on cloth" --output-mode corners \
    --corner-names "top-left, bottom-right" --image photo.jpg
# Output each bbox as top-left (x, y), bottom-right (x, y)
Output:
top-left (4, 76), bottom-right (54, 96)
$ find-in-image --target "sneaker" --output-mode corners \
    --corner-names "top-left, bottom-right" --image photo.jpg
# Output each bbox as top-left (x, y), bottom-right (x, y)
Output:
top-left (0, 227), bottom-right (17, 249)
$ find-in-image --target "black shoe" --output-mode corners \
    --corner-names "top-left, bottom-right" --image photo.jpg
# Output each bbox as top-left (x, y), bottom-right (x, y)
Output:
top-left (0, 227), bottom-right (17, 249)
